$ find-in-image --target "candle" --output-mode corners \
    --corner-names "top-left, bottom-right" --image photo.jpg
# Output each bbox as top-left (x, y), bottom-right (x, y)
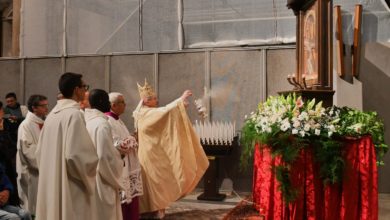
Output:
top-left (207, 122), bottom-right (211, 144)
top-left (229, 122), bottom-right (233, 143)
top-left (217, 121), bottom-right (222, 144)
top-left (224, 122), bottom-right (229, 145)
top-left (203, 122), bottom-right (207, 144)
top-left (200, 121), bottom-right (204, 142)
top-left (233, 121), bottom-right (236, 141)
top-left (211, 122), bottom-right (215, 143)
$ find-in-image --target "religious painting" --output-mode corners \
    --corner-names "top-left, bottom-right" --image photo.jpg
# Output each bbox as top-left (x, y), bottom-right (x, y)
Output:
top-left (301, 2), bottom-right (319, 87)
top-left (282, 0), bottom-right (334, 105)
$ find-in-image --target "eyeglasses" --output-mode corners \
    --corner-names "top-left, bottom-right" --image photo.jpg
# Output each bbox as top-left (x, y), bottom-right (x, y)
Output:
top-left (36, 104), bottom-right (49, 108)
top-left (79, 84), bottom-right (90, 90)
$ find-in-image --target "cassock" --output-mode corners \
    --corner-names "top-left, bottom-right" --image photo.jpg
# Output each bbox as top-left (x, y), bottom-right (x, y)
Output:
top-left (133, 98), bottom-right (209, 213)
top-left (16, 111), bottom-right (43, 214)
top-left (35, 99), bottom-right (98, 220)
top-left (85, 109), bottom-right (123, 220)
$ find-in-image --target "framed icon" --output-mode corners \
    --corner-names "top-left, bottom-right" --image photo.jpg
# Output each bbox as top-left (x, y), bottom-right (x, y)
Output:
top-left (296, 0), bottom-right (332, 89)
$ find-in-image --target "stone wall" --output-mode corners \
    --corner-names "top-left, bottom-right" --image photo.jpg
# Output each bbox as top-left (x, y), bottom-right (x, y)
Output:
top-left (1, 45), bottom-right (389, 192)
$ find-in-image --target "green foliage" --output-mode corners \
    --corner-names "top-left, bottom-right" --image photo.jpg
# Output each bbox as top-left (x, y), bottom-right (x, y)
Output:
top-left (240, 94), bottom-right (388, 204)
top-left (275, 165), bottom-right (299, 203)
top-left (336, 107), bottom-right (388, 165)
top-left (240, 118), bottom-right (261, 170)
top-left (311, 137), bottom-right (344, 184)
top-left (266, 132), bottom-right (306, 164)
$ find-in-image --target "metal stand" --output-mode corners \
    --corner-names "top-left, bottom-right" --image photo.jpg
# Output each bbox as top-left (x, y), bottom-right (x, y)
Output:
top-left (197, 136), bottom-right (238, 201)
top-left (197, 156), bottom-right (226, 201)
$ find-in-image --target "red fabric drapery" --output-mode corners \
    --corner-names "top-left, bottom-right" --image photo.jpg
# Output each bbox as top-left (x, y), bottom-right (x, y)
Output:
top-left (252, 136), bottom-right (378, 220)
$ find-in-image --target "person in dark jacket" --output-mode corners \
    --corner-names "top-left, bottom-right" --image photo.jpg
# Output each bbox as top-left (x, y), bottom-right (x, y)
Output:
top-left (0, 162), bottom-right (31, 220)
top-left (4, 93), bottom-right (27, 126)
top-left (0, 101), bottom-right (19, 206)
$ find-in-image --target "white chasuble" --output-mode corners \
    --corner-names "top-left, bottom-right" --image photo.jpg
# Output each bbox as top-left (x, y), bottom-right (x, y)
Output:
top-left (35, 99), bottom-right (98, 220)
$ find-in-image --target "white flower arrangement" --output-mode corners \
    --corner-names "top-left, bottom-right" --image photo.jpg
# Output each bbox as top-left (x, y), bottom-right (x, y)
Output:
top-left (241, 94), bottom-right (388, 202)
top-left (247, 94), bottom-right (340, 139)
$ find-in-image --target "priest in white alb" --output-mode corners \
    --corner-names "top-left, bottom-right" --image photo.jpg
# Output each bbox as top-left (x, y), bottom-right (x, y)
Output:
top-left (85, 89), bottom-right (124, 220)
top-left (35, 72), bottom-right (98, 220)
top-left (16, 94), bottom-right (48, 216)
top-left (107, 92), bottom-right (143, 220)
top-left (133, 80), bottom-right (209, 218)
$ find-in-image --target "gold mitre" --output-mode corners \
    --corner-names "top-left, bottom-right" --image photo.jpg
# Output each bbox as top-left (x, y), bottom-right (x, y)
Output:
top-left (137, 79), bottom-right (156, 99)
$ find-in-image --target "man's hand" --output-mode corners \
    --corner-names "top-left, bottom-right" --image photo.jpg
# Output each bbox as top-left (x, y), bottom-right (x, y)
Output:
top-left (0, 190), bottom-right (10, 206)
top-left (117, 146), bottom-right (130, 156)
top-left (117, 138), bottom-right (131, 155)
top-left (117, 136), bottom-right (138, 155)
top-left (181, 90), bottom-right (192, 107)
top-left (127, 136), bottom-right (138, 149)
top-left (120, 138), bottom-right (131, 149)
top-left (181, 90), bottom-right (192, 100)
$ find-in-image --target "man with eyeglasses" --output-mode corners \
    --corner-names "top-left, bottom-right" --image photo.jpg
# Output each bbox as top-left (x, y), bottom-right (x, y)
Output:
top-left (16, 94), bottom-right (48, 217)
top-left (106, 92), bottom-right (142, 220)
top-left (35, 72), bottom-right (98, 220)
top-left (79, 91), bottom-right (90, 112)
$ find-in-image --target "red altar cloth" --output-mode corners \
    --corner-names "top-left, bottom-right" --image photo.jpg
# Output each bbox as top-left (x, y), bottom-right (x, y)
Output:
top-left (252, 136), bottom-right (378, 220)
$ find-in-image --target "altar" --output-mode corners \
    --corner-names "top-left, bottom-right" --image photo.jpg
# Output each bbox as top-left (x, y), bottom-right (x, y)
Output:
top-left (252, 135), bottom-right (378, 220)
top-left (241, 0), bottom-right (385, 219)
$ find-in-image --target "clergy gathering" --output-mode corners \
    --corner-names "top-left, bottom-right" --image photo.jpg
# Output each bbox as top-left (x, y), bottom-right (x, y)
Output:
top-left (1, 0), bottom-right (390, 219)
top-left (0, 72), bottom-right (210, 220)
